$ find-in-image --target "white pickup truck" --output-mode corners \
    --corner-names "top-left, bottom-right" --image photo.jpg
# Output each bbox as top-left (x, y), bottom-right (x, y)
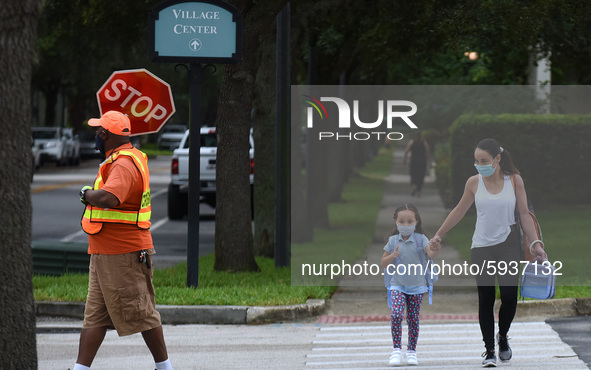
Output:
top-left (32, 126), bottom-right (80, 167)
top-left (167, 127), bottom-right (254, 220)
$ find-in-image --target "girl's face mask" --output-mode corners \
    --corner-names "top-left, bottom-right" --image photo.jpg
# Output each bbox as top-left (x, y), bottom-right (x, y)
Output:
top-left (396, 224), bottom-right (416, 237)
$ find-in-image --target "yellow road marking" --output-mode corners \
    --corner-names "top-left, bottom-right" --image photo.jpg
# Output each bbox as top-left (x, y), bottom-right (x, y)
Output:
top-left (31, 180), bottom-right (88, 194)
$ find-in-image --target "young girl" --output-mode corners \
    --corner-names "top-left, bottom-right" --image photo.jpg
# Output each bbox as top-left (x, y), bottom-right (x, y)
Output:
top-left (381, 204), bottom-right (440, 366)
top-left (431, 138), bottom-right (547, 367)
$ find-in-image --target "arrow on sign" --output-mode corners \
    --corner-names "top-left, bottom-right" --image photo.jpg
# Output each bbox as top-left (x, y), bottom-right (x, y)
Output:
top-left (190, 38), bottom-right (202, 52)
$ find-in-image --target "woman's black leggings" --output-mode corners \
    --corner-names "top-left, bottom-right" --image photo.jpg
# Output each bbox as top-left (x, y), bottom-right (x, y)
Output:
top-left (470, 226), bottom-right (521, 351)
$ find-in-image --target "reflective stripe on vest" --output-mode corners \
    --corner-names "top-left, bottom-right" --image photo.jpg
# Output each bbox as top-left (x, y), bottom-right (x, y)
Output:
top-left (81, 147), bottom-right (151, 235)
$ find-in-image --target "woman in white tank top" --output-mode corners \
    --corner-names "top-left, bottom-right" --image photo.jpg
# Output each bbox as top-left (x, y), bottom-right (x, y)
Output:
top-left (431, 138), bottom-right (547, 367)
top-left (472, 173), bottom-right (516, 248)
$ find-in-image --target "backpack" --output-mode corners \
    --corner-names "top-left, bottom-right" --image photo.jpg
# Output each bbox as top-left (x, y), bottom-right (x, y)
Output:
top-left (384, 233), bottom-right (438, 307)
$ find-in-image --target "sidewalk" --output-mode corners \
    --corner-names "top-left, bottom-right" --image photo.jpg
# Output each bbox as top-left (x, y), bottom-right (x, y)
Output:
top-left (320, 147), bottom-right (590, 324)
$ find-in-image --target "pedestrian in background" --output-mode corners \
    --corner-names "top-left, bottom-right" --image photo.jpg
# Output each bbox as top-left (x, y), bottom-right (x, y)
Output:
top-left (381, 204), bottom-right (440, 366)
top-left (431, 138), bottom-right (546, 367)
top-left (403, 132), bottom-right (432, 198)
top-left (73, 111), bottom-right (173, 370)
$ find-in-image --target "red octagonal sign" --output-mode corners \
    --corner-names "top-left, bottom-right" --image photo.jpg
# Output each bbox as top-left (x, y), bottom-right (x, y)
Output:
top-left (96, 69), bottom-right (176, 136)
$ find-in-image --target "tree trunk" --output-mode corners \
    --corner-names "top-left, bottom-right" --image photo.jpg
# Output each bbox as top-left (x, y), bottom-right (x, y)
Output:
top-left (0, 0), bottom-right (40, 368)
top-left (289, 97), bottom-right (313, 243)
top-left (214, 0), bottom-right (287, 271)
top-left (214, 60), bottom-right (259, 271)
top-left (306, 37), bottom-right (330, 229)
top-left (252, 24), bottom-right (277, 258)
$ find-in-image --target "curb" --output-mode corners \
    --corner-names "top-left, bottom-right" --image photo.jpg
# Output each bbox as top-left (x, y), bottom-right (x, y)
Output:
top-left (35, 299), bottom-right (326, 325)
top-left (36, 297), bottom-right (590, 325)
top-left (515, 297), bottom-right (591, 318)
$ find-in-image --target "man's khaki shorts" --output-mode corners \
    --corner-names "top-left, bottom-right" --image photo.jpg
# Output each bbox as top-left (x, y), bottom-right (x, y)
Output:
top-left (83, 249), bottom-right (161, 336)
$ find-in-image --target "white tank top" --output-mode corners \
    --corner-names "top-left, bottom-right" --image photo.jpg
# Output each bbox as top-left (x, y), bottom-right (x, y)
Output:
top-left (471, 174), bottom-right (516, 248)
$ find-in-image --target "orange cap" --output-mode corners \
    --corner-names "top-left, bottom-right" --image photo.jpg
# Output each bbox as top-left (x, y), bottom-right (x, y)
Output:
top-left (88, 111), bottom-right (131, 136)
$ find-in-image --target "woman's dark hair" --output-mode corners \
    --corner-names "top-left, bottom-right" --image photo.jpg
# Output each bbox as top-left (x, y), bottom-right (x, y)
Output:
top-left (475, 138), bottom-right (520, 175)
top-left (386, 203), bottom-right (427, 240)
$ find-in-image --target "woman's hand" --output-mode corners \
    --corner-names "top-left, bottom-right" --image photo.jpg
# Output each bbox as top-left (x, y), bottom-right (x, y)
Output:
top-left (427, 238), bottom-right (440, 259)
top-left (432, 235), bottom-right (442, 245)
top-left (531, 241), bottom-right (548, 261)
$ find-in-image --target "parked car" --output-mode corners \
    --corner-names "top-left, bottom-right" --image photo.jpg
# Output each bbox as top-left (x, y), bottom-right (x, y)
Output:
top-left (32, 127), bottom-right (80, 166)
top-left (157, 125), bottom-right (187, 150)
top-left (62, 127), bottom-right (81, 165)
top-left (78, 130), bottom-right (101, 159)
top-left (31, 136), bottom-right (41, 168)
top-left (168, 127), bottom-right (254, 220)
top-left (31, 136), bottom-right (41, 180)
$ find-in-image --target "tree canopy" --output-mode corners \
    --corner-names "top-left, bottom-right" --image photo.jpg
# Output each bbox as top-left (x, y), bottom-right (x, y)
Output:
top-left (27, 0), bottom-right (591, 274)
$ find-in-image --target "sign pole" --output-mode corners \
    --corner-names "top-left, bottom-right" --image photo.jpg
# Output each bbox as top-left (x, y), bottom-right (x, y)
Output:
top-left (149, 0), bottom-right (242, 288)
top-left (187, 62), bottom-right (203, 288)
top-left (275, 3), bottom-right (290, 267)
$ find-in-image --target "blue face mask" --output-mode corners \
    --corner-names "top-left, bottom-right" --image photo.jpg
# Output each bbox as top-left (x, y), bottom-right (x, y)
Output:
top-left (95, 134), bottom-right (105, 155)
top-left (397, 224), bottom-right (416, 237)
top-left (474, 157), bottom-right (498, 177)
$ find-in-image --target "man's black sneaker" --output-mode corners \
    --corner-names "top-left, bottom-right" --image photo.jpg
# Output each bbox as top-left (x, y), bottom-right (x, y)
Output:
top-left (497, 333), bottom-right (512, 362)
top-left (481, 349), bottom-right (497, 367)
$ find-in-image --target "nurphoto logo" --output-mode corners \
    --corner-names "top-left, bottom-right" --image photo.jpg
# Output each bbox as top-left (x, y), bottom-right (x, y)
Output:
top-left (303, 95), bottom-right (418, 141)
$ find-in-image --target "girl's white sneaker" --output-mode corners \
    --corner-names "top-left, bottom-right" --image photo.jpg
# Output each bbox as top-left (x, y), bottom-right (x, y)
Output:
top-left (389, 349), bottom-right (402, 366)
top-left (406, 351), bottom-right (418, 366)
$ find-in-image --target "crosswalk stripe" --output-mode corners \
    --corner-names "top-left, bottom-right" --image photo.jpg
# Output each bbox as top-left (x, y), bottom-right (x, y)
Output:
top-left (306, 360), bottom-right (586, 370)
top-left (305, 321), bottom-right (587, 369)
top-left (312, 339), bottom-right (568, 352)
top-left (310, 340), bottom-right (565, 352)
top-left (308, 347), bottom-right (579, 358)
top-left (317, 321), bottom-right (555, 331)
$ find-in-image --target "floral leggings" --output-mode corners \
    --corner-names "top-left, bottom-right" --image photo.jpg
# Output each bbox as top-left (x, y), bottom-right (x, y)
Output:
top-left (390, 290), bottom-right (423, 351)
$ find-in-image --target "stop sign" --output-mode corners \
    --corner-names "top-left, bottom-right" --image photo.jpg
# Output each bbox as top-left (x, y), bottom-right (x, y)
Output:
top-left (96, 69), bottom-right (176, 136)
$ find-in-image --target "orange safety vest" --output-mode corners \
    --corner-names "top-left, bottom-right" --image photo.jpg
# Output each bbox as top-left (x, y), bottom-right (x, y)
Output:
top-left (81, 147), bottom-right (151, 235)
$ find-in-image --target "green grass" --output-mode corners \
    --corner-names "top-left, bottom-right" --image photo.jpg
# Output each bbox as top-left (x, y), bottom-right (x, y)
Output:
top-left (34, 255), bottom-right (333, 305)
top-left (33, 273), bottom-right (89, 302)
top-left (140, 142), bottom-right (174, 157)
top-left (444, 204), bottom-right (591, 298)
top-left (34, 146), bottom-right (395, 304)
top-left (156, 256), bottom-right (333, 305)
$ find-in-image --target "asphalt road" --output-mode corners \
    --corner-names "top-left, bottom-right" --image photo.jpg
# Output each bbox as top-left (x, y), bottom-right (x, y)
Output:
top-left (547, 315), bottom-right (591, 367)
top-left (31, 154), bottom-right (214, 268)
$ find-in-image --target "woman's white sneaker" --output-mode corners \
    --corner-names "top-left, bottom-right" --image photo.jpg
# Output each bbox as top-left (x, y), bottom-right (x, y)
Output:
top-left (406, 351), bottom-right (418, 366)
top-left (389, 349), bottom-right (402, 366)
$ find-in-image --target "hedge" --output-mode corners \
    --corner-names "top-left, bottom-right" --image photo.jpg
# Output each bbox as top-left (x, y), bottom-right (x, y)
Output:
top-left (449, 114), bottom-right (591, 209)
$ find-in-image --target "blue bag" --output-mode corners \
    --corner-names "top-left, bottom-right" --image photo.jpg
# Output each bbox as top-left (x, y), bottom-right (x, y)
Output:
top-left (520, 258), bottom-right (556, 301)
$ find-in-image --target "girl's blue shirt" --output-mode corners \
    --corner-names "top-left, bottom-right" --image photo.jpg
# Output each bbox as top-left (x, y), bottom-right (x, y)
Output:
top-left (383, 232), bottom-right (429, 295)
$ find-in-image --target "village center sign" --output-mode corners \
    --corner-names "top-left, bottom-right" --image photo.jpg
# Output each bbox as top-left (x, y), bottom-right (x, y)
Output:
top-left (148, 0), bottom-right (242, 287)
top-left (149, 0), bottom-right (243, 63)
